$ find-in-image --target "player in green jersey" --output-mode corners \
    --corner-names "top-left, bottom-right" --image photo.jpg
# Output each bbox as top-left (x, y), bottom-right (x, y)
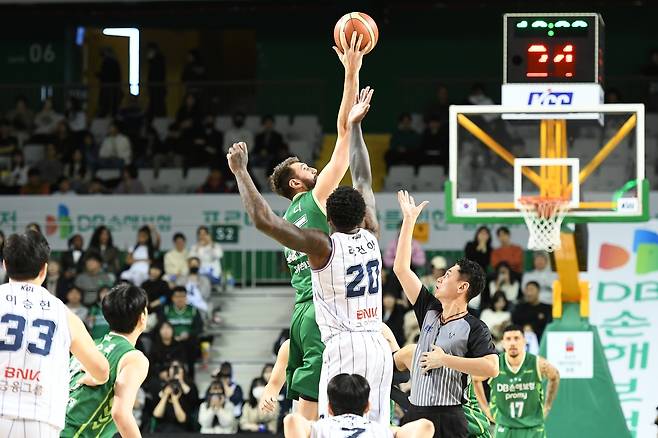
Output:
top-left (474, 325), bottom-right (560, 438)
top-left (62, 284), bottom-right (150, 438)
top-left (249, 31), bottom-right (371, 420)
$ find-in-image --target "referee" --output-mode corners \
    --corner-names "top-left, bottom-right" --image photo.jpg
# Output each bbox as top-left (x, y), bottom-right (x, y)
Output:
top-left (393, 191), bottom-right (499, 438)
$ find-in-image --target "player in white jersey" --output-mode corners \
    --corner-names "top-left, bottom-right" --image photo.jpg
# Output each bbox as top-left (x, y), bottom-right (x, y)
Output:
top-left (284, 373), bottom-right (434, 438)
top-left (0, 231), bottom-right (110, 438)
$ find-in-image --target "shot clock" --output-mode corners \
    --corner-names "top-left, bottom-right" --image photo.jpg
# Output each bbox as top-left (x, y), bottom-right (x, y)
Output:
top-left (501, 13), bottom-right (605, 116)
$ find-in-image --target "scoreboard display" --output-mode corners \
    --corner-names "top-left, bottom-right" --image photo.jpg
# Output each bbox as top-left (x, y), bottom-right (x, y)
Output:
top-left (504, 13), bottom-right (604, 84)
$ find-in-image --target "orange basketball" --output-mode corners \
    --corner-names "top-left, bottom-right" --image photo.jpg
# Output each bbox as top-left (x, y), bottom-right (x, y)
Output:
top-left (333, 12), bottom-right (379, 54)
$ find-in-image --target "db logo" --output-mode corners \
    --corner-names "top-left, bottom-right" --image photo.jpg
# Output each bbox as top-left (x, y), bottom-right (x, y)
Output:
top-left (527, 90), bottom-right (573, 106)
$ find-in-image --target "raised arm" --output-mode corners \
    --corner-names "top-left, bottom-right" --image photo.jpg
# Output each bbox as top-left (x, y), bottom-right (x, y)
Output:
top-left (348, 87), bottom-right (378, 236)
top-left (313, 32), bottom-right (369, 207)
top-left (227, 142), bottom-right (332, 266)
top-left (539, 356), bottom-right (560, 417)
top-left (393, 190), bottom-right (429, 305)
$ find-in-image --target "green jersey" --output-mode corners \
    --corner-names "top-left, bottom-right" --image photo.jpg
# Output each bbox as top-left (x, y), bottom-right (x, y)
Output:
top-left (464, 383), bottom-right (492, 438)
top-left (163, 304), bottom-right (199, 337)
top-left (88, 304), bottom-right (110, 340)
top-left (63, 333), bottom-right (135, 438)
top-left (283, 191), bottom-right (330, 304)
top-left (490, 353), bottom-right (544, 429)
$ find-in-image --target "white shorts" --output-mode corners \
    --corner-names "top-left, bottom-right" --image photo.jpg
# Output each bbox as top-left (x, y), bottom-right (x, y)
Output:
top-left (0, 417), bottom-right (60, 438)
top-left (318, 331), bottom-right (393, 426)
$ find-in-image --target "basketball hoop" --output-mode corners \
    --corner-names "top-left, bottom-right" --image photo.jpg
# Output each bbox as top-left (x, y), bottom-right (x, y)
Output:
top-left (518, 196), bottom-right (570, 252)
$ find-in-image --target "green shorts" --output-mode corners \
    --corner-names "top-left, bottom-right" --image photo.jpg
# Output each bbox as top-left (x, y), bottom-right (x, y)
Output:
top-left (286, 300), bottom-right (325, 400)
top-left (494, 425), bottom-right (546, 438)
top-left (464, 404), bottom-right (492, 438)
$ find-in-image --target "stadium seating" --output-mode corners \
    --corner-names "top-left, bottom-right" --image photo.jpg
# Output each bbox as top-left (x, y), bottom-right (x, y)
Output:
top-left (23, 144), bottom-right (45, 166)
top-left (384, 165), bottom-right (415, 191)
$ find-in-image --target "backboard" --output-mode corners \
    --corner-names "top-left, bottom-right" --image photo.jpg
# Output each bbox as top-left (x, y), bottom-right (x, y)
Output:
top-left (446, 104), bottom-right (648, 224)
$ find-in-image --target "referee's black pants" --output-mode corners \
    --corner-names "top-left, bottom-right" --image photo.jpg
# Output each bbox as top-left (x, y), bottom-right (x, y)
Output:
top-left (403, 404), bottom-right (468, 438)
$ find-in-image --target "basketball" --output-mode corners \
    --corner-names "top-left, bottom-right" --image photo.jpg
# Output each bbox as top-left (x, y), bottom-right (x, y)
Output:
top-left (333, 12), bottom-right (379, 53)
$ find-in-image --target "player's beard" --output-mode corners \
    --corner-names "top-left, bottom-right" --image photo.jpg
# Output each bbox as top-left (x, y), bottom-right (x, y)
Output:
top-left (304, 174), bottom-right (317, 190)
top-left (507, 348), bottom-right (520, 358)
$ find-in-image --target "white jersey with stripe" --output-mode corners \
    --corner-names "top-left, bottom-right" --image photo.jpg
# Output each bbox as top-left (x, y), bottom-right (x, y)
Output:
top-left (311, 414), bottom-right (394, 438)
top-left (311, 228), bottom-right (383, 343)
top-left (0, 282), bottom-right (71, 431)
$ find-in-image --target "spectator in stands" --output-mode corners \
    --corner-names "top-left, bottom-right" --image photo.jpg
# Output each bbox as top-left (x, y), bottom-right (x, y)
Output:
top-left (78, 132), bottom-right (98, 171)
top-left (176, 256), bottom-right (210, 313)
top-left (403, 308), bottom-right (420, 345)
top-left (65, 97), bottom-right (87, 133)
top-left (44, 259), bottom-right (70, 300)
top-left (196, 167), bottom-right (232, 193)
top-left (146, 42), bottom-right (167, 118)
top-left (491, 226), bottom-right (524, 274)
top-left (466, 83), bottom-right (494, 106)
top-left (65, 286), bottom-right (88, 320)
top-left (86, 177), bottom-right (107, 195)
top-left (605, 88), bottom-right (622, 104)
top-left (164, 232), bottom-right (189, 281)
top-left (424, 84), bottom-right (451, 124)
top-left (98, 122), bottom-right (132, 169)
top-left (25, 223), bottom-right (41, 233)
top-left (420, 255), bottom-right (448, 293)
top-left (199, 382), bottom-right (239, 434)
top-left (253, 115), bottom-right (286, 168)
top-left (213, 362), bottom-right (245, 417)
top-left (223, 112), bottom-right (254, 154)
top-left (383, 289), bottom-right (406, 346)
top-left (149, 321), bottom-right (186, 379)
top-left (33, 97), bottom-right (63, 140)
top-left (74, 252), bottom-right (115, 305)
top-left (176, 93), bottom-right (203, 143)
top-left (479, 291), bottom-right (512, 348)
top-left (154, 122), bottom-right (184, 170)
top-left (116, 95), bottom-right (145, 142)
top-left (151, 360), bottom-right (198, 432)
top-left (35, 143), bottom-right (63, 185)
top-left (3, 150), bottom-right (29, 188)
top-left (383, 221), bottom-right (426, 271)
top-left (161, 286), bottom-right (203, 357)
top-left (6, 96), bottom-right (34, 135)
top-left (97, 47), bottom-right (122, 117)
top-left (20, 168), bottom-right (50, 195)
top-left (419, 115), bottom-right (449, 172)
top-left (53, 176), bottom-right (77, 195)
top-left (488, 262), bottom-right (520, 307)
top-left (522, 251), bottom-right (556, 305)
top-left (142, 263), bottom-right (171, 311)
top-left (61, 233), bottom-right (85, 279)
top-left (240, 377), bottom-right (279, 433)
top-left (385, 112), bottom-right (421, 169)
top-left (464, 226), bottom-right (493, 272)
top-left (0, 119), bottom-right (18, 157)
top-left (114, 164), bottom-right (146, 194)
top-left (53, 119), bottom-right (76, 160)
top-left (86, 286), bottom-right (111, 340)
top-left (120, 225), bottom-right (157, 286)
top-left (197, 115), bottom-right (223, 165)
top-left (181, 49), bottom-right (207, 96)
top-left (88, 225), bottom-right (121, 274)
top-left (190, 225), bottom-right (223, 283)
top-left (642, 48), bottom-right (658, 110)
top-left (513, 281), bottom-right (552, 341)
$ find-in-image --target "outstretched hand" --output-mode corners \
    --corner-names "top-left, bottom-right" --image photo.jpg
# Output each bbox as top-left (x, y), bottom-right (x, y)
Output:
top-left (397, 190), bottom-right (429, 221)
top-left (348, 86), bottom-right (375, 124)
top-left (333, 31), bottom-right (370, 72)
top-left (226, 142), bottom-right (249, 174)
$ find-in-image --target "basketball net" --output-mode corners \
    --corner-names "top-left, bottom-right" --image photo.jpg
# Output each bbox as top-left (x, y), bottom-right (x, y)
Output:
top-left (518, 196), bottom-right (570, 252)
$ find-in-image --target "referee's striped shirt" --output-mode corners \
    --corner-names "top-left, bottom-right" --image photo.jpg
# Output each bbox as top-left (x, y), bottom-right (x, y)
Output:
top-left (409, 286), bottom-right (497, 407)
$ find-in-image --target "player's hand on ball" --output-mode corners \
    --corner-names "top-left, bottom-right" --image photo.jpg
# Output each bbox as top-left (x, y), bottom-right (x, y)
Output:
top-left (258, 384), bottom-right (279, 413)
top-left (397, 190), bottom-right (429, 221)
top-left (348, 86), bottom-right (374, 124)
top-left (419, 344), bottom-right (447, 374)
top-left (227, 142), bottom-right (249, 174)
top-left (333, 31), bottom-right (370, 72)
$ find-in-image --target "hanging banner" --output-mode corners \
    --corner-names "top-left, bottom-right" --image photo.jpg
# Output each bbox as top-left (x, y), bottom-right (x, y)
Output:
top-left (588, 220), bottom-right (658, 438)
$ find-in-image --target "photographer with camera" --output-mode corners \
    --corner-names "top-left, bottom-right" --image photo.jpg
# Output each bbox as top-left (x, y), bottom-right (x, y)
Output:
top-left (151, 360), bottom-right (198, 432)
top-left (198, 380), bottom-right (238, 434)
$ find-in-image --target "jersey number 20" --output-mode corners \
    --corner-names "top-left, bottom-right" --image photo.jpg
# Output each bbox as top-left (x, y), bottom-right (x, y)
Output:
top-left (346, 259), bottom-right (380, 298)
top-left (0, 313), bottom-right (57, 357)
